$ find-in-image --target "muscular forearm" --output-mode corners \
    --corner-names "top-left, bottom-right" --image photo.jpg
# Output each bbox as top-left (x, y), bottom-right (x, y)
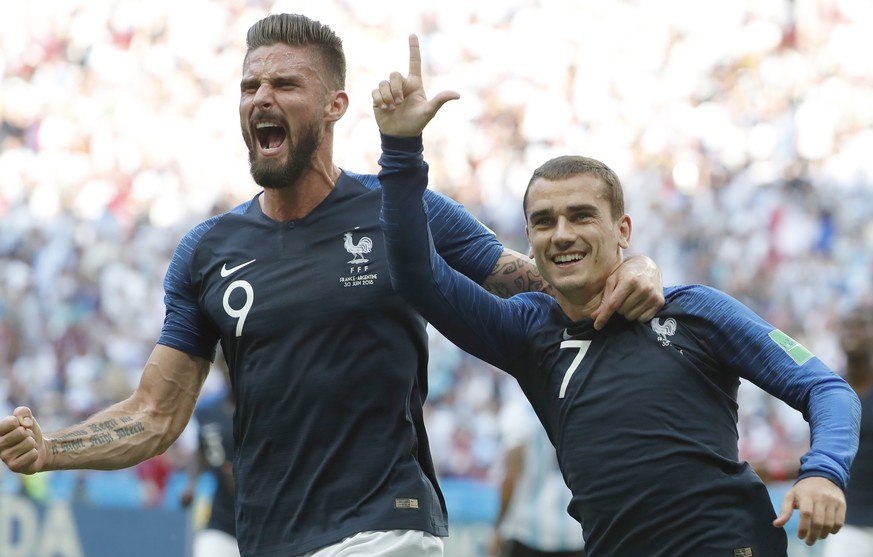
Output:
top-left (44, 398), bottom-right (181, 471)
top-left (44, 346), bottom-right (207, 472)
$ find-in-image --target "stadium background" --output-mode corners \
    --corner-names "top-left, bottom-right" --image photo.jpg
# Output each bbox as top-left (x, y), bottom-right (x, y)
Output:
top-left (0, 0), bottom-right (871, 555)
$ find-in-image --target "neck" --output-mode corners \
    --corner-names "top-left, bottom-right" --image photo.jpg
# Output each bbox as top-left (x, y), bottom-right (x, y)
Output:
top-left (557, 289), bottom-right (603, 322)
top-left (553, 259), bottom-right (622, 322)
top-left (260, 142), bottom-right (340, 221)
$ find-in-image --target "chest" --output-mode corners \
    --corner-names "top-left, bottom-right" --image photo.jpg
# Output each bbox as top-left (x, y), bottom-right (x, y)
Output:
top-left (522, 318), bottom-right (736, 438)
top-left (193, 194), bottom-right (396, 340)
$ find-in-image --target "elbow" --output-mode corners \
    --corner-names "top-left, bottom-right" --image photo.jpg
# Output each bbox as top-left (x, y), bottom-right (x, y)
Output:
top-left (155, 428), bottom-right (182, 456)
top-left (129, 398), bottom-right (190, 458)
top-left (154, 409), bottom-right (193, 455)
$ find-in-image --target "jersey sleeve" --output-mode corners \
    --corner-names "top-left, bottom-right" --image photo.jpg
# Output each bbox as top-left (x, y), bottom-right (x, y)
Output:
top-left (671, 284), bottom-right (861, 490)
top-left (157, 219), bottom-right (221, 361)
top-left (380, 134), bottom-right (502, 285)
top-left (378, 134), bottom-right (539, 372)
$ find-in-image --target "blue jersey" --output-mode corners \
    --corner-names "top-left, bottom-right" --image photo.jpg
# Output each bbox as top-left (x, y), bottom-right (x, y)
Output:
top-left (379, 136), bottom-right (861, 557)
top-left (157, 166), bottom-right (503, 556)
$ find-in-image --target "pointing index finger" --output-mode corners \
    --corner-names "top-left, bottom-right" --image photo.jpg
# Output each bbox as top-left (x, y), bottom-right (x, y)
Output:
top-left (408, 34), bottom-right (421, 78)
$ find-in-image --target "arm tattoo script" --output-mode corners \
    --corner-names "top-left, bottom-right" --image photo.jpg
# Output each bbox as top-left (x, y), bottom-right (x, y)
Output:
top-left (49, 417), bottom-right (146, 455)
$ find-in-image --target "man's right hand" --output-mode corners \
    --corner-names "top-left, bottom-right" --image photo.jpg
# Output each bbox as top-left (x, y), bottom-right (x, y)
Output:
top-left (0, 407), bottom-right (48, 474)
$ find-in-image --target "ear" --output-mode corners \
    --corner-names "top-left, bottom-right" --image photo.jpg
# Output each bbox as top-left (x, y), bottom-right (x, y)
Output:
top-left (525, 225), bottom-right (532, 256)
top-left (617, 214), bottom-right (632, 249)
top-left (325, 90), bottom-right (349, 123)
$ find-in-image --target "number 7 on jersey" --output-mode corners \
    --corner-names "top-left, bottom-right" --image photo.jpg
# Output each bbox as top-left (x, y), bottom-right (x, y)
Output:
top-left (559, 340), bottom-right (592, 398)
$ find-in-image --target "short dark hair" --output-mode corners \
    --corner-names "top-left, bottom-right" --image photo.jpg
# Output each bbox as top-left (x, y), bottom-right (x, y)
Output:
top-left (245, 13), bottom-right (346, 90)
top-left (523, 155), bottom-right (625, 220)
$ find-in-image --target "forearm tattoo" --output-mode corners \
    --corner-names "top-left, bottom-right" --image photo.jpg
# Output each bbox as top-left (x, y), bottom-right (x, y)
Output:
top-left (49, 416), bottom-right (146, 455)
top-left (482, 254), bottom-right (548, 298)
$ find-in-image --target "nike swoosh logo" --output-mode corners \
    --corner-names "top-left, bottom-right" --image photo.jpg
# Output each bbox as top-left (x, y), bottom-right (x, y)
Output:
top-left (562, 328), bottom-right (573, 341)
top-left (220, 259), bottom-right (257, 277)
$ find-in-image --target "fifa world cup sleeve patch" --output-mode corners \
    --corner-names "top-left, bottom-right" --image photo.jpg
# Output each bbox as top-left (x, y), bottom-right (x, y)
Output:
top-left (768, 329), bottom-right (814, 365)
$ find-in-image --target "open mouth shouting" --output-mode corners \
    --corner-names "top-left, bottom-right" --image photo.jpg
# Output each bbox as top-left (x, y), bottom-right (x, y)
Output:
top-left (254, 121), bottom-right (288, 156)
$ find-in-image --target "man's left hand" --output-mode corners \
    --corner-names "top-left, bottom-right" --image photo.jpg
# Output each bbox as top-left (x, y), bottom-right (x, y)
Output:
top-left (592, 255), bottom-right (664, 329)
top-left (773, 476), bottom-right (846, 546)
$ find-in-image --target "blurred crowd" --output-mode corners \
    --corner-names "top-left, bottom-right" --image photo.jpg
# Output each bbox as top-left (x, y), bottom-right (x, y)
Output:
top-left (1, 0), bottom-right (872, 504)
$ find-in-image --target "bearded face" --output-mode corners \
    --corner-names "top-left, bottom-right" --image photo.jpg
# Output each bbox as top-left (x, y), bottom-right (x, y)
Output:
top-left (244, 116), bottom-right (323, 190)
top-left (239, 43), bottom-right (338, 191)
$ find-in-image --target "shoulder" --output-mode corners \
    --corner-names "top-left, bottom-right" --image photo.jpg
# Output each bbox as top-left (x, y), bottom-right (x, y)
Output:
top-left (659, 284), bottom-right (771, 339)
top-left (172, 198), bottom-right (256, 267)
top-left (664, 283), bottom-right (723, 302)
top-left (664, 284), bottom-right (748, 315)
top-left (369, 162), bottom-right (466, 209)
top-left (177, 199), bottom-right (255, 254)
top-left (344, 166), bottom-right (464, 208)
top-left (342, 169), bottom-right (380, 191)
top-left (661, 285), bottom-right (787, 354)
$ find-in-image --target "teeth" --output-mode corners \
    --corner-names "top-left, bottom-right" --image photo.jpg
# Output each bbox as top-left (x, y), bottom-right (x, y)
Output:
top-left (256, 122), bottom-right (280, 129)
top-left (554, 253), bottom-right (583, 263)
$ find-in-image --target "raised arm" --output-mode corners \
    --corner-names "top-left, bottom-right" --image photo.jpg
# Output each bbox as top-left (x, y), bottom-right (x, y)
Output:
top-left (0, 344), bottom-right (209, 474)
top-left (373, 34), bottom-right (663, 327)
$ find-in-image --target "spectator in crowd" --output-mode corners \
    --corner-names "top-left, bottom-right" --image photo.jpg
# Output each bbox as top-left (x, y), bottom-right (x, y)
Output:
top-left (491, 395), bottom-right (586, 557)
top-left (823, 306), bottom-right (873, 557)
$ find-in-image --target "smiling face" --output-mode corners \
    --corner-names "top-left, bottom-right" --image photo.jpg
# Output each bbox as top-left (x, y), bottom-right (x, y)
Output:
top-left (525, 173), bottom-right (631, 318)
top-left (239, 43), bottom-right (332, 190)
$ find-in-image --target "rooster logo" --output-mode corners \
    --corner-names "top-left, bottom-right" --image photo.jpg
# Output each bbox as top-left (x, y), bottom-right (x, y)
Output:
top-left (344, 231), bottom-right (373, 264)
top-left (650, 317), bottom-right (677, 347)
top-left (650, 318), bottom-right (677, 336)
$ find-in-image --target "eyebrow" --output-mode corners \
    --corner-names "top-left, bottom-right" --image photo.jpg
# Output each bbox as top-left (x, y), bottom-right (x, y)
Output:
top-left (527, 208), bottom-right (552, 222)
top-left (565, 203), bottom-right (600, 214)
top-left (528, 203), bottom-right (600, 221)
top-left (240, 73), bottom-right (302, 89)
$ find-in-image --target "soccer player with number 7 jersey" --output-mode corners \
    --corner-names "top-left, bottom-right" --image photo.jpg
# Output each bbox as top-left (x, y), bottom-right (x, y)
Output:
top-left (372, 57), bottom-right (861, 556)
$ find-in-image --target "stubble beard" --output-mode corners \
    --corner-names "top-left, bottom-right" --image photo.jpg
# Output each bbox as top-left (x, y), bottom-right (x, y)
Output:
top-left (247, 123), bottom-right (322, 190)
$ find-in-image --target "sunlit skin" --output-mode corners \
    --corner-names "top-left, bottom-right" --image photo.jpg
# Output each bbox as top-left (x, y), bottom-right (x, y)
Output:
top-left (239, 43), bottom-right (349, 221)
top-left (524, 175), bottom-right (631, 321)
